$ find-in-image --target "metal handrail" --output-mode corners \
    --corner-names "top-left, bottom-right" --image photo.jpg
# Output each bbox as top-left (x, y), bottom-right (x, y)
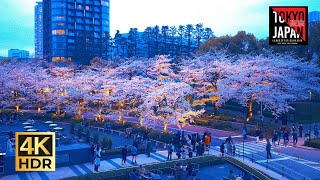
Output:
top-left (234, 148), bottom-right (310, 180)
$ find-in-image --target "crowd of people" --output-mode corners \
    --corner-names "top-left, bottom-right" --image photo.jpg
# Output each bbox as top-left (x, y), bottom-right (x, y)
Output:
top-left (167, 130), bottom-right (212, 160)
top-left (0, 113), bottom-right (19, 125)
top-left (220, 136), bottom-right (236, 157)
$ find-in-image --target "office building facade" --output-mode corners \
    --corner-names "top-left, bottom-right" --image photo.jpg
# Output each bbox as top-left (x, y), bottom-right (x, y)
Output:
top-left (8, 49), bottom-right (30, 59)
top-left (43, 0), bottom-right (110, 64)
top-left (35, 2), bottom-right (44, 58)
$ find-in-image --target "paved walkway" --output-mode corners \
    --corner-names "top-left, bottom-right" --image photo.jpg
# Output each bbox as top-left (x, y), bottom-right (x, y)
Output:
top-left (1, 147), bottom-right (286, 180)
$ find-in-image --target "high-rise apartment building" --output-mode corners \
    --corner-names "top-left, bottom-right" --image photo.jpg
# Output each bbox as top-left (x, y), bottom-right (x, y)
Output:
top-left (43, 0), bottom-right (110, 64)
top-left (35, 2), bottom-right (43, 58)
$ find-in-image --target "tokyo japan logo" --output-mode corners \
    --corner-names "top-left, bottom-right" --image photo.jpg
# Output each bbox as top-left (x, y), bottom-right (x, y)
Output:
top-left (269, 6), bottom-right (308, 45)
top-left (15, 132), bottom-right (55, 171)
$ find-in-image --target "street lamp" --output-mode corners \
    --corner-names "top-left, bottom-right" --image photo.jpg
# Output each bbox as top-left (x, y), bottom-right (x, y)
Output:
top-left (309, 90), bottom-right (312, 102)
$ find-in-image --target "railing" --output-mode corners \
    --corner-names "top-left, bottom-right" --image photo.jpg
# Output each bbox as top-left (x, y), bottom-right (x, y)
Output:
top-left (231, 146), bottom-right (310, 180)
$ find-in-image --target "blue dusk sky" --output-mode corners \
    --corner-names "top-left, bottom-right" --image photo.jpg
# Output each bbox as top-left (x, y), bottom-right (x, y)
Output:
top-left (0, 0), bottom-right (319, 57)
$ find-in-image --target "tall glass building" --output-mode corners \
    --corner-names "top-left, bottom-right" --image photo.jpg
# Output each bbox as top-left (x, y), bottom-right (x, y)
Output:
top-left (43, 0), bottom-right (110, 64)
top-left (35, 2), bottom-right (43, 59)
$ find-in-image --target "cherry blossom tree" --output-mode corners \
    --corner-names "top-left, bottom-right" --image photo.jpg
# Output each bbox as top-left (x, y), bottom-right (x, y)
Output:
top-left (218, 54), bottom-right (320, 120)
top-left (139, 82), bottom-right (204, 132)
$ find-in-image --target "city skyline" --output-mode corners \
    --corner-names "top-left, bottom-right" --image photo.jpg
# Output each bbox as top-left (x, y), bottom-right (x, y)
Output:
top-left (0, 0), bottom-right (319, 57)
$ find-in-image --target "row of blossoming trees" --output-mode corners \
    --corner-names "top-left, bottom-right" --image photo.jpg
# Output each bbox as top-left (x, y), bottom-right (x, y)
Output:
top-left (0, 53), bottom-right (319, 132)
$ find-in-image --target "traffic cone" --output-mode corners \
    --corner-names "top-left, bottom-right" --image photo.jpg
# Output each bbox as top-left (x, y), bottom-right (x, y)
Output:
top-left (278, 146), bottom-right (280, 155)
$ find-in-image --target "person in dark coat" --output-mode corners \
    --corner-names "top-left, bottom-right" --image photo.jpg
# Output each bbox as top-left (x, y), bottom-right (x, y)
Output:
top-left (90, 144), bottom-right (96, 163)
top-left (196, 142), bottom-right (201, 157)
top-left (293, 131), bottom-right (298, 146)
top-left (146, 141), bottom-right (152, 157)
top-left (220, 143), bottom-right (225, 156)
top-left (298, 124), bottom-right (303, 138)
top-left (121, 145), bottom-right (128, 164)
top-left (266, 139), bottom-right (271, 159)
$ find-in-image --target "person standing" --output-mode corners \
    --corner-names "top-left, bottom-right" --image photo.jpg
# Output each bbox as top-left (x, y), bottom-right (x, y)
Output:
top-left (96, 145), bottom-right (102, 157)
top-left (242, 124), bottom-right (247, 140)
top-left (94, 155), bottom-right (101, 172)
top-left (220, 142), bottom-right (225, 157)
top-left (167, 143), bottom-right (174, 160)
top-left (293, 131), bottom-right (298, 147)
top-left (196, 142), bottom-right (201, 157)
top-left (232, 144), bottom-right (236, 156)
top-left (121, 145), bottom-right (128, 165)
top-left (272, 130), bottom-right (278, 146)
top-left (131, 145), bottom-right (138, 164)
top-left (191, 134), bottom-right (196, 151)
top-left (227, 141), bottom-right (232, 155)
top-left (298, 124), bottom-right (303, 138)
top-left (266, 139), bottom-right (271, 159)
top-left (90, 144), bottom-right (96, 163)
top-left (146, 141), bottom-right (152, 157)
top-left (204, 134), bottom-right (211, 148)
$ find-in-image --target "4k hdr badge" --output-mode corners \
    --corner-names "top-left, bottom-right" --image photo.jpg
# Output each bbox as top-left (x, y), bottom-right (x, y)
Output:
top-left (15, 132), bottom-right (55, 171)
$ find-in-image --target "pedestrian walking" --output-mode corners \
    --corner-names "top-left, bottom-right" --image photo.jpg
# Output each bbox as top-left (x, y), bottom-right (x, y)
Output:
top-left (298, 124), bottom-right (303, 138)
top-left (293, 131), bottom-right (298, 146)
top-left (131, 145), bottom-right (138, 164)
top-left (167, 143), bottom-right (174, 160)
top-left (266, 139), bottom-right (271, 159)
top-left (255, 127), bottom-right (260, 143)
top-left (121, 145), bottom-right (128, 165)
top-left (94, 154), bottom-right (101, 172)
top-left (272, 130), bottom-right (278, 146)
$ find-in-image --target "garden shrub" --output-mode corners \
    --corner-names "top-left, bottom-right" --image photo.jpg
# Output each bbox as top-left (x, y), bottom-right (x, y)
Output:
top-left (85, 128), bottom-right (90, 142)
top-left (101, 135), bottom-right (109, 149)
top-left (304, 138), bottom-right (320, 149)
top-left (70, 122), bottom-right (75, 134)
top-left (77, 124), bottom-right (83, 138)
top-left (93, 132), bottom-right (99, 144)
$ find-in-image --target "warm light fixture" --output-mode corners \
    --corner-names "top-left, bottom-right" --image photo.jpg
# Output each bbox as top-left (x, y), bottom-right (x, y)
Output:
top-left (44, 86), bottom-right (51, 93)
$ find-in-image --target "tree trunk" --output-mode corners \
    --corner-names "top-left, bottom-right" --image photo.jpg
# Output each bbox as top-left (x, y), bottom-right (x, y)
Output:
top-left (15, 105), bottom-right (19, 113)
top-left (246, 99), bottom-right (253, 121)
top-left (213, 102), bottom-right (218, 115)
top-left (163, 122), bottom-right (168, 133)
top-left (118, 111), bottom-right (123, 124)
top-left (139, 111), bottom-right (143, 126)
top-left (57, 105), bottom-right (61, 115)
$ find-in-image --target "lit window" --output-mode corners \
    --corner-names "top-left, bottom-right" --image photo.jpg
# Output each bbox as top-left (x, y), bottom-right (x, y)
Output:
top-left (52, 30), bottom-right (65, 35)
top-left (52, 57), bottom-right (61, 62)
top-left (101, 1), bottom-right (109, 6)
top-left (86, 6), bottom-right (90, 10)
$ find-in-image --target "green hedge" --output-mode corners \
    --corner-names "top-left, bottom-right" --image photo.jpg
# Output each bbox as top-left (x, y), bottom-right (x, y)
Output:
top-left (304, 138), bottom-right (320, 149)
